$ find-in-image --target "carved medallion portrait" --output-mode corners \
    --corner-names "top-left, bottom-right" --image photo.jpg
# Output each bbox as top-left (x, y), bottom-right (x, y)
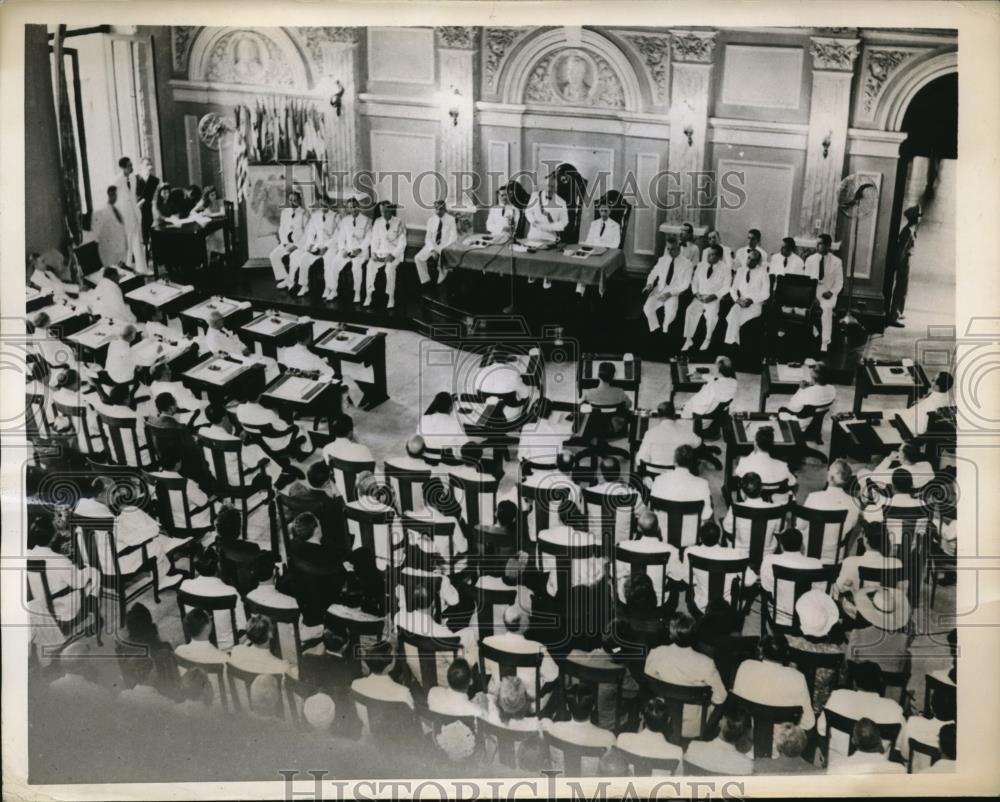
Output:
top-left (550, 49), bottom-right (598, 104)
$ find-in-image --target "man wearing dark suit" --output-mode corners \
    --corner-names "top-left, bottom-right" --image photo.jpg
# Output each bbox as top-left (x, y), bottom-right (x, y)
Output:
top-left (148, 392), bottom-right (209, 484)
top-left (281, 512), bottom-right (346, 626)
top-left (284, 461), bottom-right (348, 557)
top-left (136, 157), bottom-right (160, 246)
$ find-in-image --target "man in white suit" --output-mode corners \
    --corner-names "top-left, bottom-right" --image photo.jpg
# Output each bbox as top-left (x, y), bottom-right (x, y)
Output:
top-left (577, 203), bottom-right (621, 295)
top-left (724, 248), bottom-right (771, 346)
top-left (415, 200), bottom-right (458, 286)
top-left (288, 195), bottom-right (339, 296)
top-left (733, 228), bottom-right (767, 279)
top-left (805, 234), bottom-right (844, 353)
top-left (768, 237), bottom-right (806, 279)
top-left (92, 185), bottom-right (128, 267)
top-left (367, 201), bottom-right (407, 309)
top-left (324, 197), bottom-right (372, 302)
top-left (701, 229), bottom-right (733, 273)
top-left (678, 222), bottom-right (701, 265)
top-left (271, 190), bottom-right (308, 288)
top-left (113, 157), bottom-right (149, 274)
top-left (525, 173), bottom-right (569, 289)
top-left (486, 186), bottom-right (521, 242)
top-left (642, 237), bottom-right (693, 333)
top-left (682, 244), bottom-right (732, 351)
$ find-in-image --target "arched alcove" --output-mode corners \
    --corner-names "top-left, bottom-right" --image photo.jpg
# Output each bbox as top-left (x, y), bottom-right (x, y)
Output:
top-left (874, 50), bottom-right (958, 133)
top-left (187, 27), bottom-right (314, 89)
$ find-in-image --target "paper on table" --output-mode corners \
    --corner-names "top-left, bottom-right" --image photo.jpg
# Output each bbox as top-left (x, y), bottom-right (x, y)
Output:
top-left (777, 364), bottom-right (808, 383)
top-left (267, 375), bottom-right (319, 401)
top-left (189, 357), bottom-right (245, 384)
top-left (874, 365), bottom-right (913, 385)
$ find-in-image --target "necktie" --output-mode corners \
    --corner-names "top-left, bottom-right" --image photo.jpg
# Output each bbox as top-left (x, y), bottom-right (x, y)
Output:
top-left (819, 255), bottom-right (826, 282)
top-left (435, 218), bottom-right (442, 245)
top-left (111, 204), bottom-right (123, 225)
top-left (666, 258), bottom-right (675, 286)
top-left (600, 221), bottom-right (606, 237)
top-left (783, 256), bottom-right (788, 270)
top-left (541, 193), bottom-right (552, 223)
top-left (706, 263), bottom-right (713, 279)
top-left (126, 177), bottom-right (131, 192)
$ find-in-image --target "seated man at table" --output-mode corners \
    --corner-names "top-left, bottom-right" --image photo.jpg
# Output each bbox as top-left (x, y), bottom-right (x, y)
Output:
top-left (271, 190), bottom-right (308, 289)
top-left (366, 201), bottom-right (407, 310)
top-left (524, 173), bottom-right (568, 289)
top-left (582, 361), bottom-right (630, 408)
top-left (288, 194), bottom-right (339, 297)
top-left (84, 267), bottom-right (136, 323)
top-left (94, 323), bottom-right (140, 387)
top-left (862, 441), bottom-right (935, 492)
top-left (199, 310), bottom-right (245, 355)
top-left (732, 426), bottom-right (797, 499)
top-left (781, 360), bottom-right (837, 416)
top-left (643, 236), bottom-right (693, 333)
top-left (721, 472), bottom-right (785, 555)
top-left (576, 202), bottom-right (621, 295)
top-left (415, 199), bottom-right (458, 287)
top-left (486, 185), bottom-right (520, 242)
top-left (146, 363), bottom-right (206, 415)
top-left (682, 355), bottom-right (738, 418)
top-left (234, 396), bottom-right (310, 464)
top-left (904, 370), bottom-right (954, 437)
top-left (276, 326), bottom-right (335, 380)
top-left (724, 249), bottom-right (770, 347)
top-left (649, 445), bottom-right (714, 549)
top-left (636, 401), bottom-right (700, 472)
top-left (199, 403), bottom-right (282, 486)
top-left (324, 196), bottom-right (372, 302)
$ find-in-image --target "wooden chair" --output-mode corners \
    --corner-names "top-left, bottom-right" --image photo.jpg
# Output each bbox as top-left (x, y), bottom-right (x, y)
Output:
top-left (907, 738), bottom-right (941, 773)
top-left (26, 390), bottom-right (52, 438)
top-left (176, 588), bottom-right (240, 648)
top-left (643, 675), bottom-right (713, 745)
top-left (648, 497), bottom-right (704, 553)
top-left (728, 503), bottom-right (789, 573)
top-left (785, 646), bottom-right (844, 701)
top-left (144, 471), bottom-right (216, 540)
top-left (518, 478), bottom-right (574, 550)
top-left (327, 454), bottom-right (376, 502)
top-left (685, 552), bottom-right (749, 618)
top-left (543, 730), bottom-right (608, 776)
top-left (820, 708), bottom-right (902, 762)
top-left (52, 398), bottom-right (105, 456)
top-left (350, 687), bottom-right (416, 738)
top-left (617, 747), bottom-right (680, 777)
top-left (448, 470), bottom-right (499, 528)
top-left (226, 663), bottom-right (286, 717)
top-left (479, 640), bottom-right (544, 716)
top-left (792, 504), bottom-right (848, 565)
top-left (417, 706), bottom-right (480, 756)
top-left (473, 583), bottom-right (517, 639)
top-left (384, 458), bottom-right (432, 514)
top-left (283, 674), bottom-right (320, 729)
top-left (72, 514), bottom-right (159, 625)
top-left (763, 563), bottom-right (837, 636)
top-left (477, 717), bottom-right (534, 768)
top-left (324, 607), bottom-right (386, 659)
top-left (779, 400), bottom-right (834, 449)
top-left (560, 656), bottom-right (626, 733)
top-left (97, 412), bottom-right (155, 470)
top-left (400, 511), bottom-right (460, 567)
top-left (728, 694), bottom-right (802, 759)
top-left (143, 420), bottom-right (189, 470)
top-left (923, 672), bottom-right (955, 718)
top-left (25, 558), bottom-right (102, 650)
top-left (244, 595), bottom-right (304, 667)
top-left (174, 653), bottom-right (229, 712)
top-left (857, 564), bottom-right (906, 589)
top-left (692, 399), bottom-right (731, 441)
top-left (197, 431), bottom-right (273, 541)
top-left (582, 485), bottom-right (639, 547)
top-left (846, 659), bottom-right (912, 710)
top-left (396, 627), bottom-right (461, 693)
top-left (613, 542), bottom-right (672, 605)
top-left (344, 503), bottom-right (398, 573)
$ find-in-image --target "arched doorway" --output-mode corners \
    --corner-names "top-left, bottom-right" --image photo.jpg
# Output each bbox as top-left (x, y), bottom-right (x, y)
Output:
top-left (884, 73), bottom-right (957, 328)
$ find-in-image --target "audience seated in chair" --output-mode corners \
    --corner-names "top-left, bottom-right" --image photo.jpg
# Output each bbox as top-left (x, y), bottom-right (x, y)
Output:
top-left (732, 635), bottom-right (815, 732)
top-left (752, 722), bottom-right (817, 774)
top-left (818, 660), bottom-right (904, 761)
top-left (229, 613), bottom-right (292, 677)
top-left (683, 705), bottom-right (754, 775)
top-left (826, 717), bottom-right (905, 774)
top-left (542, 684), bottom-right (615, 774)
top-left (175, 607), bottom-right (231, 665)
top-left (649, 445), bottom-right (714, 550)
top-left (676, 521), bottom-right (757, 614)
top-left (177, 548), bottom-right (247, 650)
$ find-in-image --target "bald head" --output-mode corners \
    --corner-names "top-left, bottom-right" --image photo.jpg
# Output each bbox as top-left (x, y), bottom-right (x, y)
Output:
top-left (636, 510), bottom-right (660, 538)
top-left (406, 435), bottom-right (425, 459)
top-left (502, 605), bottom-right (529, 634)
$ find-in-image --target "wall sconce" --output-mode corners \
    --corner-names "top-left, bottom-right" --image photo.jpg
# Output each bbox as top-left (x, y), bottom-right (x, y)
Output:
top-left (822, 131), bottom-right (832, 159)
top-left (683, 125), bottom-right (695, 147)
top-left (329, 80), bottom-right (345, 117)
top-left (446, 86), bottom-right (462, 127)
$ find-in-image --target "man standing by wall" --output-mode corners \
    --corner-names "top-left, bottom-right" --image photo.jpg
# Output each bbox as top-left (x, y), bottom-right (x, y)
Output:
top-left (888, 205), bottom-right (922, 327)
top-left (113, 156), bottom-right (149, 274)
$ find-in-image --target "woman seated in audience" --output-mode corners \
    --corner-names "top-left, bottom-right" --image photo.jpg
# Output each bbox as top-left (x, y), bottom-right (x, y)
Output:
top-left (153, 183), bottom-right (173, 225)
top-left (784, 590), bottom-right (847, 714)
top-left (229, 613), bottom-right (292, 676)
top-left (177, 547), bottom-right (247, 650)
top-left (175, 667), bottom-right (215, 717)
top-left (419, 392), bottom-right (469, 460)
top-left (753, 722), bottom-right (818, 775)
top-left (616, 697), bottom-right (684, 766)
top-left (683, 705), bottom-right (754, 775)
top-left (476, 675), bottom-right (541, 733)
top-left (117, 602), bottom-right (180, 697)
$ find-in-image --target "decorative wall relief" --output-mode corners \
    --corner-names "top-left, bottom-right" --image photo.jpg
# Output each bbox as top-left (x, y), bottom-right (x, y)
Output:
top-left (523, 48), bottom-right (626, 109)
top-left (203, 30), bottom-right (296, 86)
top-left (297, 26), bottom-right (361, 70)
top-left (861, 48), bottom-right (920, 116)
top-left (436, 27), bottom-right (478, 49)
top-left (172, 26), bottom-right (199, 74)
top-left (809, 37), bottom-right (861, 72)
top-left (484, 28), bottom-right (529, 90)
top-left (669, 30), bottom-right (717, 64)
top-left (624, 34), bottom-right (670, 103)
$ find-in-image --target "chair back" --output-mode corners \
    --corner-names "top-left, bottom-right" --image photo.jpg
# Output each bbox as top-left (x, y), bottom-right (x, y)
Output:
top-left (243, 595), bottom-right (304, 667)
top-left (226, 662), bottom-right (286, 717)
top-left (794, 401), bottom-right (834, 443)
top-left (561, 657), bottom-right (625, 731)
top-left (542, 730), bottom-right (608, 777)
top-left (478, 639), bottom-right (543, 716)
top-left (730, 503), bottom-right (789, 571)
top-left (821, 708), bottom-right (901, 760)
top-left (618, 746), bottom-right (680, 777)
top-left (144, 471), bottom-right (214, 537)
top-left (397, 627), bottom-right (461, 691)
top-left (767, 563), bottom-right (836, 632)
top-left (97, 412), bottom-right (152, 469)
top-left (643, 675), bottom-right (713, 744)
top-left (344, 502), bottom-right (397, 572)
top-left (518, 475), bottom-right (575, 545)
top-left (649, 496), bottom-right (704, 552)
top-left (283, 674), bottom-right (320, 729)
top-left (177, 588), bottom-right (239, 648)
top-left (477, 718), bottom-right (533, 768)
top-left (693, 399), bottom-right (731, 440)
top-left (448, 470), bottom-right (499, 528)
top-left (923, 673), bottom-right (955, 719)
top-left (384, 459), bottom-right (432, 514)
top-left (196, 431), bottom-right (251, 494)
top-left (614, 542), bottom-right (672, 604)
top-left (907, 738), bottom-right (941, 773)
top-left (327, 454), bottom-right (376, 502)
top-left (174, 653), bottom-right (229, 712)
top-left (52, 399), bottom-right (104, 454)
top-left (276, 492), bottom-right (328, 561)
top-left (785, 646), bottom-right (844, 700)
top-left (418, 707), bottom-right (479, 755)
top-left (792, 503), bottom-right (847, 564)
top-left (74, 241), bottom-right (103, 276)
top-left (26, 390), bottom-right (52, 437)
top-left (350, 687), bottom-right (415, 738)
top-left (400, 511), bottom-right (459, 565)
top-left (324, 607), bottom-right (386, 656)
top-left (143, 420), bottom-right (186, 470)
top-left (857, 563), bottom-right (906, 589)
top-left (582, 485), bottom-right (639, 546)
top-left (473, 583), bottom-right (517, 638)
top-left (686, 552), bottom-right (749, 613)
top-left (729, 693), bottom-right (802, 759)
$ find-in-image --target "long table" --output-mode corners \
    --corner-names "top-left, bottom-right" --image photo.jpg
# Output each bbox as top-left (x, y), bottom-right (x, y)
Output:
top-left (440, 241), bottom-right (625, 293)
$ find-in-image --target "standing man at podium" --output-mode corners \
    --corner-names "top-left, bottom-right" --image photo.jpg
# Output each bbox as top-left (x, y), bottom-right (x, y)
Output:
top-left (414, 200), bottom-right (458, 287)
top-left (324, 196), bottom-right (372, 303)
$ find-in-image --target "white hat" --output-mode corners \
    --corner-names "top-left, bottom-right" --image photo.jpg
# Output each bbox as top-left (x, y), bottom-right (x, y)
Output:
top-left (795, 589), bottom-right (840, 637)
top-left (855, 586), bottom-right (911, 632)
top-left (303, 692), bottom-right (336, 730)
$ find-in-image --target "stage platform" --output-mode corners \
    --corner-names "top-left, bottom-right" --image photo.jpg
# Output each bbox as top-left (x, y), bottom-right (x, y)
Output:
top-left (193, 264), bottom-right (871, 382)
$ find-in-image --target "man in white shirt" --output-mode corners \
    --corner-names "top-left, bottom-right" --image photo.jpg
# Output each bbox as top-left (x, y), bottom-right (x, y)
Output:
top-left (768, 236), bottom-right (805, 279)
top-left (783, 360), bottom-right (837, 415)
top-left (724, 248), bottom-right (770, 346)
top-left (800, 458), bottom-right (861, 564)
top-left (486, 185), bottom-right (521, 242)
top-left (481, 606), bottom-right (558, 704)
top-left (678, 222), bottom-right (701, 265)
top-left (818, 662), bottom-right (905, 759)
top-left (543, 685), bottom-right (614, 773)
top-left (288, 196), bottom-right (339, 296)
top-left (324, 197), bottom-right (372, 302)
top-left (701, 229), bottom-right (733, 271)
top-left (415, 200), bottom-right (458, 286)
top-left (113, 156), bottom-right (149, 274)
top-left (271, 190), bottom-right (308, 287)
top-left (101, 323), bottom-right (139, 385)
top-left (732, 426), bottom-right (797, 495)
top-left (199, 310), bottom-right (245, 355)
top-left (524, 173), bottom-right (568, 246)
top-left (636, 401), bottom-right (699, 471)
top-left (576, 203), bottom-right (621, 295)
top-left (732, 635), bottom-right (815, 731)
top-left (805, 235), bottom-right (844, 353)
top-left (323, 414), bottom-right (375, 469)
top-left (276, 326), bottom-right (335, 380)
top-left (904, 371), bottom-right (953, 436)
top-left (175, 608), bottom-right (231, 664)
top-left (733, 228), bottom-right (768, 277)
top-left (614, 512), bottom-right (680, 602)
top-left (721, 472), bottom-right (786, 556)
top-left (427, 658), bottom-right (482, 718)
top-left (92, 185), bottom-right (128, 266)
top-left (350, 640), bottom-right (414, 736)
top-left (367, 202), bottom-right (407, 309)
top-left (835, 521), bottom-right (903, 595)
top-left (649, 445), bottom-right (713, 549)
top-left (758, 527), bottom-right (824, 620)
top-left (644, 613), bottom-right (728, 738)
top-left (675, 521), bottom-right (757, 612)
top-left (827, 718), bottom-right (905, 774)
top-left (682, 356), bottom-right (738, 417)
top-left (119, 656), bottom-right (172, 709)
top-left (682, 245), bottom-right (732, 351)
top-left (87, 267), bottom-right (137, 323)
top-left (643, 237), bottom-right (693, 333)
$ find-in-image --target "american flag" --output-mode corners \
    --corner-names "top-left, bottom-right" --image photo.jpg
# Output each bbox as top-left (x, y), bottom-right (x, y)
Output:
top-left (234, 105), bottom-right (249, 203)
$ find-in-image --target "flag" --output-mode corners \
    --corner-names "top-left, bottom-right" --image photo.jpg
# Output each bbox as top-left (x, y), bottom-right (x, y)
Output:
top-left (234, 105), bottom-right (249, 203)
top-left (53, 26), bottom-right (83, 245)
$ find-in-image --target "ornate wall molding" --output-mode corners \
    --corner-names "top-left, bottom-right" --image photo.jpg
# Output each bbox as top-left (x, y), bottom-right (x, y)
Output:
top-left (623, 34), bottom-right (670, 103)
top-left (484, 28), bottom-right (529, 91)
top-left (668, 30), bottom-right (717, 64)
top-left (172, 26), bottom-right (199, 74)
top-left (809, 36), bottom-right (861, 71)
top-left (862, 49), bottom-right (918, 114)
top-left (872, 49), bottom-right (956, 131)
top-left (186, 27), bottom-right (312, 89)
top-left (436, 27), bottom-right (479, 50)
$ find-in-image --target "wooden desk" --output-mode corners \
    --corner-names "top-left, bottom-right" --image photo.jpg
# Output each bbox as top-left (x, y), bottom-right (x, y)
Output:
top-left (239, 311), bottom-right (311, 358)
top-left (724, 412), bottom-right (803, 478)
top-left (578, 354), bottom-right (641, 409)
top-left (258, 371), bottom-right (344, 430)
top-left (150, 216), bottom-right (230, 277)
top-left (853, 359), bottom-right (930, 414)
top-left (63, 319), bottom-right (120, 366)
top-left (312, 323), bottom-right (389, 411)
top-left (26, 287), bottom-right (53, 313)
top-left (124, 279), bottom-right (197, 320)
top-left (179, 296), bottom-right (255, 337)
top-left (669, 356), bottom-right (716, 406)
top-left (829, 411), bottom-right (907, 462)
top-left (32, 302), bottom-right (91, 337)
top-left (759, 359), bottom-right (811, 412)
top-left (181, 353), bottom-right (266, 404)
